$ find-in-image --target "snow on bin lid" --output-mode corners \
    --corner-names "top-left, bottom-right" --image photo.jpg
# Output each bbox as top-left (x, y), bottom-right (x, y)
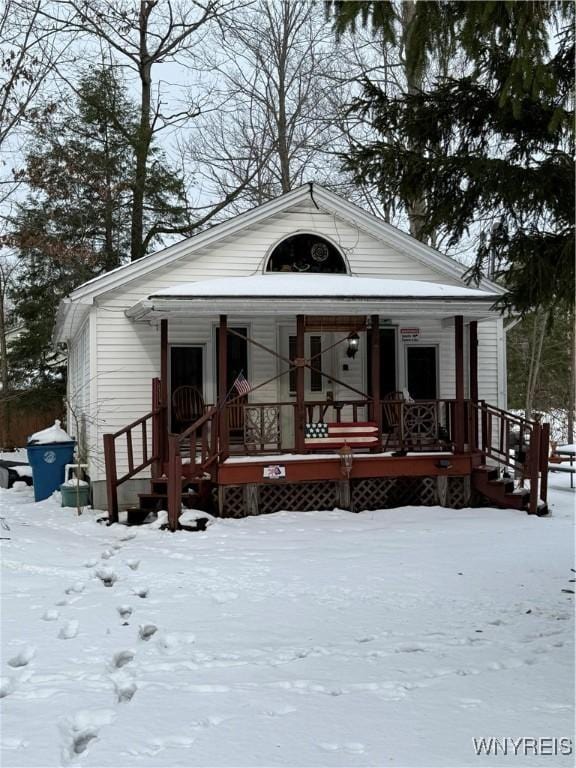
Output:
top-left (28, 420), bottom-right (73, 445)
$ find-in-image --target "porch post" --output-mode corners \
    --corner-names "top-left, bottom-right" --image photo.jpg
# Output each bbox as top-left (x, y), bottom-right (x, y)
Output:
top-left (218, 315), bottom-right (229, 459)
top-left (160, 319), bottom-right (168, 464)
top-left (469, 321), bottom-right (478, 402)
top-left (468, 320), bottom-right (479, 451)
top-left (295, 314), bottom-right (306, 452)
top-left (370, 315), bottom-right (382, 451)
top-left (454, 315), bottom-right (465, 453)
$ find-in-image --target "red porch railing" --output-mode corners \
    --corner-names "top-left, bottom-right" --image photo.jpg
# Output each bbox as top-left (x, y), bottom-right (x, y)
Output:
top-left (470, 401), bottom-right (549, 514)
top-left (104, 389), bottom-right (549, 528)
top-left (103, 378), bottom-right (162, 524)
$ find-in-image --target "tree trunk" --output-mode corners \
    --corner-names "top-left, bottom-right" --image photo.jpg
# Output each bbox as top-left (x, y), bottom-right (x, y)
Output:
top-left (400, 1), bottom-right (427, 243)
top-left (131, 1), bottom-right (153, 261)
top-left (275, 2), bottom-right (291, 193)
top-left (525, 309), bottom-right (549, 420)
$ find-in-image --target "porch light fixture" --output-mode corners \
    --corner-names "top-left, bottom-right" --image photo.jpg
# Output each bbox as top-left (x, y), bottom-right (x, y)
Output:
top-left (346, 332), bottom-right (359, 358)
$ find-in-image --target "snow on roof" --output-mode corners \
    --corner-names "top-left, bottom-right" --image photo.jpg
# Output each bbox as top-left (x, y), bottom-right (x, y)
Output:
top-left (150, 274), bottom-right (496, 300)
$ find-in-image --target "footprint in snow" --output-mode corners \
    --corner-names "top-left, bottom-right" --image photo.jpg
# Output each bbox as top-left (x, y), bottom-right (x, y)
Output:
top-left (42, 609), bottom-right (59, 622)
top-left (0, 676), bottom-right (17, 698)
top-left (83, 558), bottom-right (98, 568)
top-left (100, 550), bottom-right (115, 560)
top-left (394, 642), bottom-right (428, 653)
top-left (125, 559), bottom-right (140, 571)
top-left (64, 581), bottom-right (85, 595)
top-left (133, 586), bottom-right (149, 599)
top-left (111, 650), bottom-right (135, 669)
top-left (7, 645), bottom-right (36, 668)
top-left (110, 670), bottom-right (137, 703)
top-left (111, 542), bottom-right (123, 551)
top-left (117, 605), bottom-right (133, 620)
top-left (58, 620), bottom-right (79, 640)
top-left (95, 567), bottom-right (118, 587)
top-left (60, 708), bottom-right (116, 762)
top-left (138, 624), bottom-right (158, 641)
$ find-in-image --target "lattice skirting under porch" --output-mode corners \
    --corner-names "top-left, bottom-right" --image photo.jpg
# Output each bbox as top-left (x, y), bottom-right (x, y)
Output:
top-left (218, 476), bottom-right (471, 517)
top-left (351, 476), bottom-right (438, 511)
top-left (219, 481), bottom-right (340, 518)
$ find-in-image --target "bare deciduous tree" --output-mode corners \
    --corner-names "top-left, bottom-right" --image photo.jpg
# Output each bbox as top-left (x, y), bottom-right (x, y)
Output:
top-left (186, 0), bottom-right (348, 213)
top-left (41, 0), bottom-right (245, 260)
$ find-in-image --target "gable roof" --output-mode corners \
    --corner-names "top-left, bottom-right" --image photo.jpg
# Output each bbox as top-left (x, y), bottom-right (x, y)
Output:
top-left (65, 183), bottom-right (503, 303)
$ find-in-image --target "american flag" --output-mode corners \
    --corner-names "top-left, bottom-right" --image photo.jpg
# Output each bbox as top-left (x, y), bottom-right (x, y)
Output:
top-left (304, 421), bottom-right (378, 447)
top-left (232, 371), bottom-right (251, 396)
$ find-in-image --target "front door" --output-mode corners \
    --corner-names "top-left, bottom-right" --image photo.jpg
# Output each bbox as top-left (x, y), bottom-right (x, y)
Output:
top-left (406, 345), bottom-right (438, 399)
top-left (279, 328), bottom-right (332, 448)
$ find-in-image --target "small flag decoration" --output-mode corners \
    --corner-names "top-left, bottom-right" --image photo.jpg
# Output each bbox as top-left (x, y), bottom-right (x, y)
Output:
top-left (232, 371), bottom-right (251, 396)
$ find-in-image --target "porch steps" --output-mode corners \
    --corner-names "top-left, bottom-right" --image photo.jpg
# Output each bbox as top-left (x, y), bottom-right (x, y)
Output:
top-left (125, 477), bottom-right (215, 526)
top-left (471, 465), bottom-right (548, 516)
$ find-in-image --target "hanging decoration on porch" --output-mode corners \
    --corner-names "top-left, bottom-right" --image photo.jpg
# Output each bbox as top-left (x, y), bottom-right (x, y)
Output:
top-left (339, 443), bottom-right (354, 478)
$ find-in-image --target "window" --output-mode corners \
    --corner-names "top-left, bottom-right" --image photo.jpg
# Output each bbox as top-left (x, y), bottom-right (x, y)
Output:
top-left (266, 234), bottom-right (347, 274)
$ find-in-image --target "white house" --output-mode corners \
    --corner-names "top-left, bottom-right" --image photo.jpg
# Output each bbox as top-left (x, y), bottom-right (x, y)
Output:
top-left (54, 184), bottom-right (549, 525)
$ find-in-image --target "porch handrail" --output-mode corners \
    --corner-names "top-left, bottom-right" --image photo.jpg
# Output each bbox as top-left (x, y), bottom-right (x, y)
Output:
top-left (470, 400), bottom-right (549, 513)
top-left (104, 377), bottom-right (162, 524)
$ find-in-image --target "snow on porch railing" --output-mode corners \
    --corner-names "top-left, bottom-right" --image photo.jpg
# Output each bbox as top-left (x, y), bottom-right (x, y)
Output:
top-left (103, 378), bottom-right (162, 524)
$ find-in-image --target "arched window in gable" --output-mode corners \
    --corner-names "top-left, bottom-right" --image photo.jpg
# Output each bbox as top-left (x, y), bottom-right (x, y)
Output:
top-left (265, 233), bottom-right (348, 274)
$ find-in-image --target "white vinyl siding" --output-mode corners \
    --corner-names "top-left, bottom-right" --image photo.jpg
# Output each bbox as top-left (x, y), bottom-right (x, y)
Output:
top-left (67, 319), bottom-right (90, 449)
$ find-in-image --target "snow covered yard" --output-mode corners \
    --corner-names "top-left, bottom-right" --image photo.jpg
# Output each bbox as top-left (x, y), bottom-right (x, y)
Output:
top-left (1, 480), bottom-right (574, 768)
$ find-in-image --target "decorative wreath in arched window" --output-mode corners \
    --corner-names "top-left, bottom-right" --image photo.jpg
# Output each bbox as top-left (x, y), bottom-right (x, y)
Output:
top-left (265, 234), bottom-right (347, 274)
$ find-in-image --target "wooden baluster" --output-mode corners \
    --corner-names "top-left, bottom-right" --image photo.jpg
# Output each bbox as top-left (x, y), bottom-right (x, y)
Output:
top-left (103, 434), bottom-right (118, 525)
top-left (201, 423), bottom-right (209, 464)
top-left (142, 420), bottom-right (148, 464)
top-left (481, 402), bottom-right (488, 456)
top-left (189, 432), bottom-right (197, 472)
top-left (126, 430), bottom-right (133, 474)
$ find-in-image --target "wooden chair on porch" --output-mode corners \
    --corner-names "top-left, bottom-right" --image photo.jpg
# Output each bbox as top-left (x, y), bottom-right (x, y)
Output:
top-left (382, 391), bottom-right (404, 450)
top-left (227, 398), bottom-right (246, 445)
top-left (172, 385), bottom-right (205, 433)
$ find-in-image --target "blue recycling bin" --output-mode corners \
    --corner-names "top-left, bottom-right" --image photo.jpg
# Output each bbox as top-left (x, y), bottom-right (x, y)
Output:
top-left (27, 442), bottom-right (76, 502)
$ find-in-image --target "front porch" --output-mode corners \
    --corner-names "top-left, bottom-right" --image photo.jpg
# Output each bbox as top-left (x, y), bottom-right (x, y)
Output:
top-left (103, 303), bottom-right (550, 529)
